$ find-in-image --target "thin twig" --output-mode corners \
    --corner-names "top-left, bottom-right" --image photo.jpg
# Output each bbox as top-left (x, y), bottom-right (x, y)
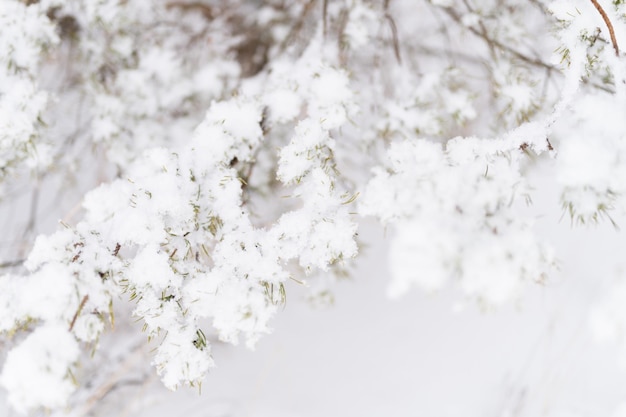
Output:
top-left (77, 342), bottom-right (148, 417)
top-left (461, 0), bottom-right (496, 60)
top-left (323, 0), bottom-right (328, 38)
top-left (23, 184), bottom-right (39, 238)
top-left (280, 0), bottom-right (317, 52)
top-left (69, 295), bottom-right (89, 332)
top-left (337, 8), bottom-right (350, 66)
top-left (0, 259), bottom-right (25, 269)
top-left (384, 14), bottom-right (402, 64)
top-left (528, 0), bottom-right (552, 15)
top-left (589, 0), bottom-right (620, 56)
top-left (440, 5), bottom-right (555, 71)
top-left (384, 0), bottom-right (402, 64)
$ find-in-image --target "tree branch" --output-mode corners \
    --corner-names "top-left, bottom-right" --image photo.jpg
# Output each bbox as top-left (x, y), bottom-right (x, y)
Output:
top-left (383, 0), bottom-right (402, 64)
top-left (589, 0), bottom-right (620, 56)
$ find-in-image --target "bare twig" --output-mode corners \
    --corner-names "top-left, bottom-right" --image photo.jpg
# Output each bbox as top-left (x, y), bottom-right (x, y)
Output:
top-left (77, 342), bottom-right (148, 417)
top-left (528, 0), bottom-right (552, 15)
top-left (280, 0), bottom-right (317, 52)
top-left (589, 0), bottom-right (620, 56)
top-left (383, 0), bottom-right (402, 64)
top-left (323, 0), bottom-right (328, 38)
top-left (384, 14), bottom-right (402, 64)
top-left (461, 0), bottom-right (496, 60)
top-left (440, 5), bottom-right (555, 71)
top-left (337, 8), bottom-right (350, 66)
top-left (23, 185), bottom-right (39, 237)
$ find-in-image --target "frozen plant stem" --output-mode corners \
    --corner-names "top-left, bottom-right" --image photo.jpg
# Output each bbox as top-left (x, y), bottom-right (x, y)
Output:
top-left (589, 0), bottom-right (620, 56)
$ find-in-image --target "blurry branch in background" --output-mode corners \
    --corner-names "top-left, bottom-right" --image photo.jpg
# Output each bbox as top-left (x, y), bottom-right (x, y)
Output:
top-left (21, 181), bottom-right (40, 242)
top-left (438, 2), bottom-right (555, 71)
top-left (75, 342), bottom-right (150, 417)
top-left (384, 0), bottom-right (402, 64)
top-left (165, 1), bottom-right (213, 20)
top-left (281, 0), bottom-right (317, 52)
top-left (0, 259), bottom-right (25, 269)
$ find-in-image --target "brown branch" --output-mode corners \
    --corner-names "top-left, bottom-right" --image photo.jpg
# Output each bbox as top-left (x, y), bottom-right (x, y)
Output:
top-left (589, 0), bottom-right (620, 56)
top-left (384, 14), bottom-right (402, 64)
top-left (337, 8), bottom-right (350, 66)
top-left (383, 0), bottom-right (402, 64)
top-left (69, 295), bottom-right (89, 332)
top-left (323, 0), bottom-right (328, 38)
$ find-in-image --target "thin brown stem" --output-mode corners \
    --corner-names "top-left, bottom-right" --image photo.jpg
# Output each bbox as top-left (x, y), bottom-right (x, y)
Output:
top-left (589, 0), bottom-right (620, 56)
top-left (323, 0), bottom-right (328, 38)
top-left (383, 0), bottom-right (402, 64)
top-left (69, 295), bottom-right (89, 332)
top-left (384, 13), bottom-right (402, 64)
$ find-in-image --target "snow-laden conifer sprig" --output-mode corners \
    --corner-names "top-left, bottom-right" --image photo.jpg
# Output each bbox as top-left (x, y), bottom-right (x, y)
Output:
top-left (554, 92), bottom-right (626, 225)
top-left (71, 98), bottom-right (277, 389)
top-left (548, 0), bottom-right (626, 224)
top-left (0, 10), bottom-right (362, 409)
top-left (0, 1), bottom-right (58, 188)
top-left (0, 86), bottom-right (360, 412)
top-left (361, 131), bottom-right (555, 304)
top-left (4, 0), bottom-right (626, 414)
top-left (550, 0), bottom-right (626, 95)
top-left (0, 225), bottom-right (120, 413)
